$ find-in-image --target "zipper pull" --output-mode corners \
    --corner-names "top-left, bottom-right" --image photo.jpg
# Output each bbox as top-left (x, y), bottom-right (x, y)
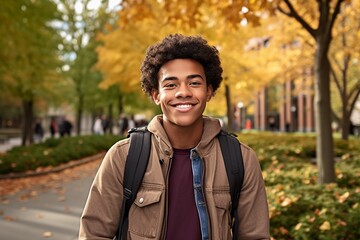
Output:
top-left (190, 149), bottom-right (199, 159)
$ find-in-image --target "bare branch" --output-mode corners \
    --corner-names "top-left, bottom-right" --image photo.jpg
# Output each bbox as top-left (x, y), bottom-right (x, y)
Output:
top-left (277, 5), bottom-right (291, 17)
top-left (330, 53), bottom-right (342, 74)
top-left (329, 0), bottom-right (345, 32)
top-left (279, 0), bottom-right (317, 38)
top-left (348, 79), bottom-right (360, 101)
top-left (348, 83), bottom-right (360, 114)
top-left (329, 62), bottom-right (342, 94)
top-left (303, 39), bottom-right (314, 48)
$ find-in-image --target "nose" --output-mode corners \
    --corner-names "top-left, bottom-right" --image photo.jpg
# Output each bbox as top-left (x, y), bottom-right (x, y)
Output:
top-left (175, 83), bottom-right (192, 98)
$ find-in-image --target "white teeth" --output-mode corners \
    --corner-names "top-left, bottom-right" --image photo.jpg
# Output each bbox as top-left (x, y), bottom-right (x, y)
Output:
top-left (176, 104), bottom-right (191, 109)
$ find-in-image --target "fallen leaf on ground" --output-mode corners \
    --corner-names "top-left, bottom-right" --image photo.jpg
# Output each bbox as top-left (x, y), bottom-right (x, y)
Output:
top-left (42, 231), bottom-right (53, 238)
top-left (0, 159), bottom-right (101, 197)
top-left (319, 221), bottom-right (331, 231)
top-left (4, 215), bottom-right (15, 221)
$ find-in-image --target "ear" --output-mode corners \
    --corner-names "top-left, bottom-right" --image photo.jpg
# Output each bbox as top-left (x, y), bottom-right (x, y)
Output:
top-left (151, 89), bottom-right (160, 105)
top-left (206, 85), bottom-right (213, 102)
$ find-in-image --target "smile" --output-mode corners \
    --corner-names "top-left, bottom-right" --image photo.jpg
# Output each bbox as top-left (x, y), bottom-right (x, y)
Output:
top-left (176, 104), bottom-right (192, 109)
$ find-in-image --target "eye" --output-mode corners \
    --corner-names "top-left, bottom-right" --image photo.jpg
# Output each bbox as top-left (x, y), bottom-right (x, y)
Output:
top-left (164, 83), bottom-right (177, 89)
top-left (189, 81), bottom-right (202, 86)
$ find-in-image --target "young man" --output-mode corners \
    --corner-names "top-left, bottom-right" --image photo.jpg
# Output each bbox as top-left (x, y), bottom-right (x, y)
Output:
top-left (79, 34), bottom-right (270, 240)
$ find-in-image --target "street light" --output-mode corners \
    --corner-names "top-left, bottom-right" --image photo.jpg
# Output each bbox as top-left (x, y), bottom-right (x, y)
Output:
top-left (237, 102), bottom-right (245, 130)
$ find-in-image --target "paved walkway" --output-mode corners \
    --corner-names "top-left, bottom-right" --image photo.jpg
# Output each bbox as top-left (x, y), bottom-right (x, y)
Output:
top-left (0, 137), bottom-right (22, 153)
top-left (0, 155), bottom-right (101, 240)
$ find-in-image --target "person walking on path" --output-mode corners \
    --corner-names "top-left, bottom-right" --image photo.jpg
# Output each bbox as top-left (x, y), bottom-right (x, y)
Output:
top-left (34, 118), bottom-right (44, 142)
top-left (118, 114), bottom-right (129, 136)
top-left (79, 34), bottom-right (269, 239)
top-left (59, 117), bottom-right (73, 137)
top-left (93, 116), bottom-right (104, 135)
top-left (49, 117), bottom-right (58, 138)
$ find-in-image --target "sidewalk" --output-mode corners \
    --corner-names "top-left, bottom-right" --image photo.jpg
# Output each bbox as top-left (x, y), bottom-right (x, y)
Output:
top-left (0, 137), bottom-right (22, 153)
top-left (0, 155), bottom-right (101, 240)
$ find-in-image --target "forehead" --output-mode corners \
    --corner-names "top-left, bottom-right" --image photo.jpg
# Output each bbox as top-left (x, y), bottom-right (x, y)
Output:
top-left (158, 59), bottom-right (205, 78)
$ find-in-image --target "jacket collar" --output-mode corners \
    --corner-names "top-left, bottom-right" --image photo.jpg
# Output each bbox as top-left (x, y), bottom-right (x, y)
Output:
top-left (147, 115), bottom-right (222, 155)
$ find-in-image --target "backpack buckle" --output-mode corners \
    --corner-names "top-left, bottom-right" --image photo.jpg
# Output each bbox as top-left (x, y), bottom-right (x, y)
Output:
top-left (124, 188), bottom-right (132, 200)
top-left (128, 126), bottom-right (148, 135)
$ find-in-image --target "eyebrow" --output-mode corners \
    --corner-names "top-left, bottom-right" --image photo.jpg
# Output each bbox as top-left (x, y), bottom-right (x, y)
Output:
top-left (161, 74), bottom-right (204, 82)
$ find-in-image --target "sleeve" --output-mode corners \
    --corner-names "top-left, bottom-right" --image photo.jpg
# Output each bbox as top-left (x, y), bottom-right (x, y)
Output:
top-left (79, 140), bottom-right (129, 240)
top-left (237, 145), bottom-right (270, 240)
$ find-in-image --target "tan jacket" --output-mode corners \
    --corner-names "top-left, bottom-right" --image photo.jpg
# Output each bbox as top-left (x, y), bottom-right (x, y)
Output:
top-left (79, 115), bottom-right (270, 240)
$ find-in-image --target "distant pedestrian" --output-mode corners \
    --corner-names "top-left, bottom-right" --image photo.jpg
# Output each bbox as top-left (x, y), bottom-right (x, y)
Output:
top-left (128, 114), bottom-right (135, 130)
top-left (34, 118), bottom-right (44, 142)
top-left (245, 118), bottom-right (252, 130)
top-left (93, 117), bottom-right (104, 135)
top-left (49, 117), bottom-right (58, 138)
top-left (64, 119), bottom-right (72, 136)
top-left (59, 117), bottom-right (72, 137)
top-left (101, 115), bottom-right (110, 134)
top-left (118, 114), bottom-right (129, 136)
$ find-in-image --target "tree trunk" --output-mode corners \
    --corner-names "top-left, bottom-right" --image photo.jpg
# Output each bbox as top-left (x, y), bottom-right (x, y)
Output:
top-left (118, 94), bottom-right (124, 115)
top-left (21, 100), bottom-right (34, 146)
top-left (108, 103), bottom-right (113, 134)
top-left (314, 40), bottom-right (335, 184)
top-left (225, 83), bottom-right (233, 132)
top-left (76, 95), bottom-right (84, 136)
top-left (339, 13), bottom-right (350, 140)
top-left (341, 110), bottom-right (350, 140)
top-left (277, 0), bottom-right (344, 184)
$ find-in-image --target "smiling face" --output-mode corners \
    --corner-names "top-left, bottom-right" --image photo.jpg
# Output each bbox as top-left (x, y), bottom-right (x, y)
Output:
top-left (151, 59), bottom-right (213, 131)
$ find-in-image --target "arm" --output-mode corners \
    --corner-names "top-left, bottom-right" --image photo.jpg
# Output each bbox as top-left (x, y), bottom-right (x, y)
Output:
top-left (237, 145), bottom-right (270, 240)
top-left (79, 140), bottom-right (129, 240)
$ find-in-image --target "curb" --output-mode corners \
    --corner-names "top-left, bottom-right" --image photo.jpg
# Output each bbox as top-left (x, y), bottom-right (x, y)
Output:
top-left (0, 152), bottom-right (105, 180)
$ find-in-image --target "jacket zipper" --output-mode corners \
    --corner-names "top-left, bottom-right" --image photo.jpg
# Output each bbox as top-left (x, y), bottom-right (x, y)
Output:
top-left (161, 156), bottom-right (173, 239)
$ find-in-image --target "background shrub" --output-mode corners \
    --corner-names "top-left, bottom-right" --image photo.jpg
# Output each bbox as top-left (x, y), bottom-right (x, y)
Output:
top-left (241, 133), bottom-right (360, 239)
top-left (0, 134), bottom-right (122, 174)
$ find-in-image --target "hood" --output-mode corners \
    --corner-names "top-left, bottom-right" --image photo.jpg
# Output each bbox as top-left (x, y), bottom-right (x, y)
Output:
top-left (147, 114), bottom-right (222, 155)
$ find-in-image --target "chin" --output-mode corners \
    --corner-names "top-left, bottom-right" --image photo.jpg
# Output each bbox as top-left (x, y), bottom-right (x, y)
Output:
top-left (171, 116), bottom-right (202, 128)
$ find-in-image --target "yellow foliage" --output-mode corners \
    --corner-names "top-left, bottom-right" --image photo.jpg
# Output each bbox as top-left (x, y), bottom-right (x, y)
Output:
top-left (96, 0), bottom-right (357, 116)
top-left (319, 221), bottom-right (331, 231)
top-left (295, 223), bottom-right (302, 230)
top-left (337, 191), bottom-right (350, 203)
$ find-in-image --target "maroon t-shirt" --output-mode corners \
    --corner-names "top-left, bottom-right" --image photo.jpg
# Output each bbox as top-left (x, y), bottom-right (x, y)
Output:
top-left (165, 148), bottom-right (201, 240)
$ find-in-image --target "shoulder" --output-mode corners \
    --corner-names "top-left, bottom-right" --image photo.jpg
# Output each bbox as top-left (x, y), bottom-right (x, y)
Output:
top-left (99, 138), bottom-right (131, 173)
top-left (239, 141), bottom-right (259, 168)
top-left (239, 141), bottom-right (254, 157)
top-left (107, 137), bottom-right (131, 157)
top-left (237, 141), bottom-right (265, 189)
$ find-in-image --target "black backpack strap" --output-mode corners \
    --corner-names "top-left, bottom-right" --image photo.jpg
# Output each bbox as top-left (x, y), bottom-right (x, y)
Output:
top-left (217, 130), bottom-right (244, 240)
top-left (116, 126), bottom-right (151, 240)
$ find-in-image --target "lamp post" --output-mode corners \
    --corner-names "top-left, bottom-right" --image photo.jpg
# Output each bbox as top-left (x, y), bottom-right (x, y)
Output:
top-left (237, 102), bottom-right (245, 130)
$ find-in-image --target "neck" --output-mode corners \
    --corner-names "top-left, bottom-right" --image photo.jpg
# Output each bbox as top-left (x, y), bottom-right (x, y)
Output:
top-left (162, 119), bottom-right (204, 149)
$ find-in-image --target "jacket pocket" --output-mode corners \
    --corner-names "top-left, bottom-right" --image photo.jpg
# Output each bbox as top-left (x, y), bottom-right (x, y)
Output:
top-left (128, 189), bottom-right (163, 239)
top-left (213, 192), bottom-right (232, 240)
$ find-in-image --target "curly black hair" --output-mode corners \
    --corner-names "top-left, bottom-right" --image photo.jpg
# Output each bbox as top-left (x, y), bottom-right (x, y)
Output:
top-left (140, 34), bottom-right (223, 96)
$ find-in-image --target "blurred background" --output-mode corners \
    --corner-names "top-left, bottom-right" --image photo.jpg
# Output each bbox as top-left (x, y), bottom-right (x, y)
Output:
top-left (1, 2), bottom-right (359, 239)
top-left (0, 0), bottom-right (359, 144)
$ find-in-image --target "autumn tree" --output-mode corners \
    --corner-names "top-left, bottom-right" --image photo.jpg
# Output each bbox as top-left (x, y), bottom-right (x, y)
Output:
top-left (276, 0), bottom-right (348, 183)
top-left (0, 0), bottom-right (63, 145)
top-left (95, 19), bottom-right (159, 119)
top-left (329, 1), bottom-right (360, 140)
top-left (56, 0), bottom-right (113, 135)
